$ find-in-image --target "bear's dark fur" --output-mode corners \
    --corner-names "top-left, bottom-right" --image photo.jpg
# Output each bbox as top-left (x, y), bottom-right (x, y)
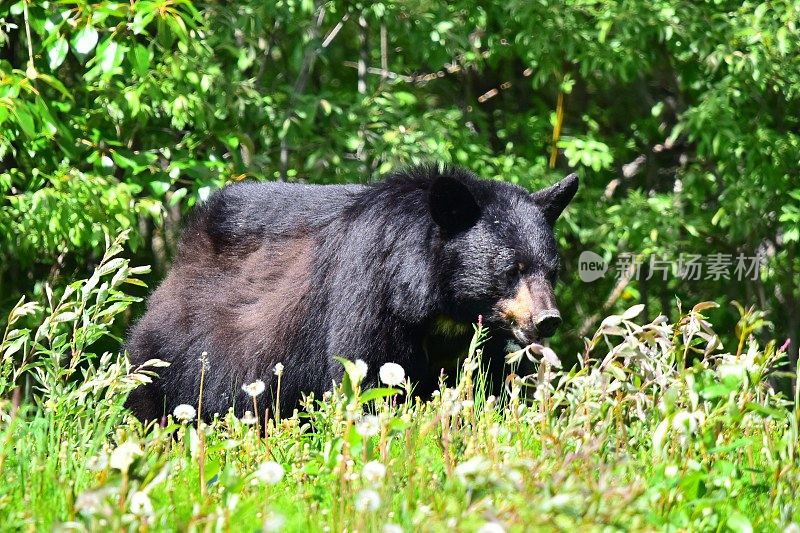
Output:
top-left (125, 165), bottom-right (578, 422)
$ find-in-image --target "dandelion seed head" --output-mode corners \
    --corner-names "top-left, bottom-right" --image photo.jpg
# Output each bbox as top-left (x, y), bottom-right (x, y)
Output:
top-left (252, 461), bottom-right (284, 485)
top-left (382, 524), bottom-right (403, 533)
top-left (349, 359), bottom-right (368, 385)
top-left (355, 415), bottom-right (380, 437)
top-left (109, 440), bottom-right (143, 472)
top-left (242, 380), bottom-right (266, 397)
top-left (198, 351), bottom-right (210, 371)
top-left (274, 362), bottom-right (284, 377)
top-left (75, 490), bottom-right (104, 515)
top-left (129, 491), bottom-right (153, 516)
top-left (378, 362), bottom-right (405, 386)
top-left (173, 403), bottom-right (196, 422)
top-left (362, 460), bottom-right (386, 484)
top-left (263, 513), bottom-right (286, 532)
top-left (454, 455), bottom-right (489, 484)
top-left (354, 489), bottom-right (381, 512)
top-left (477, 522), bottom-right (505, 533)
top-left (86, 451), bottom-right (108, 472)
top-left (240, 410), bottom-right (258, 425)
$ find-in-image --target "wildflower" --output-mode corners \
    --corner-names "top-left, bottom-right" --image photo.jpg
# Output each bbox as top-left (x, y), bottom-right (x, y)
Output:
top-left (383, 524), bottom-right (403, 533)
top-left (109, 440), bottom-right (143, 472)
top-left (130, 491), bottom-right (153, 516)
top-left (252, 461), bottom-right (284, 485)
top-left (75, 490), bottom-right (104, 515)
top-left (784, 524), bottom-right (800, 533)
top-left (672, 411), bottom-right (705, 435)
top-left (362, 460), bottom-right (386, 484)
top-left (86, 451), bottom-right (108, 472)
top-left (355, 415), bottom-right (380, 437)
top-left (274, 362), bottom-right (284, 377)
top-left (173, 403), bottom-right (196, 422)
top-left (242, 380), bottom-right (266, 397)
top-left (477, 522), bottom-right (506, 533)
top-left (354, 489), bottom-right (381, 512)
top-left (350, 359), bottom-right (369, 384)
top-left (447, 400), bottom-right (462, 417)
top-left (198, 351), bottom-right (210, 371)
top-left (504, 466), bottom-right (523, 489)
top-left (379, 362), bottom-right (405, 386)
top-left (454, 456), bottom-right (489, 484)
top-left (240, 411), bottom-right (258, 425)
top-left (664, 464), bottom-right (680, 478)
top-left (263, 513), bottom-right (286, 532)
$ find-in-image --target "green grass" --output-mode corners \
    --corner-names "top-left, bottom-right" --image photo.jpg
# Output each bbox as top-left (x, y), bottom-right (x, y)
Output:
top-left (1, 233), bottom-right (799, 532)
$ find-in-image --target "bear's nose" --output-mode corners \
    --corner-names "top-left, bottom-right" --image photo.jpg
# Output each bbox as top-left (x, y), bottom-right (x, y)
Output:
top-left (534, 311), bottom-right (562, 338)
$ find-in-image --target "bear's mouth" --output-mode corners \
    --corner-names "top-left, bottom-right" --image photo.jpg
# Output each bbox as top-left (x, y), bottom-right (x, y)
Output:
top-left (511, 325), bottom-right (537, 345)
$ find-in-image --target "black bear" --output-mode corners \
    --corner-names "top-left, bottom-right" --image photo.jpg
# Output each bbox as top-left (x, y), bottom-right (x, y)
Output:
top-left (125, 165), bottom-right (578, 422)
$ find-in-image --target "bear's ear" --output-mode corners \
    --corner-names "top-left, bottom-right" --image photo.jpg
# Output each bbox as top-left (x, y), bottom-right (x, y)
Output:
top-left (428, 175), bottom-right (481, 234)
top-left (530, 173), bottom-right (579, 225)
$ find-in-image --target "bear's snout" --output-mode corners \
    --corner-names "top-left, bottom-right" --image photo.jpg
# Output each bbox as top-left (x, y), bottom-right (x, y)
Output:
top-left (496, 278), bottom-right (561, 344)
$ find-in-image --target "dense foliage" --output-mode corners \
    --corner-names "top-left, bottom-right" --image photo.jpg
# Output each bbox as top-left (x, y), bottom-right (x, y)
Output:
top-left (0, 245), bottom-right (798, 530)
top-left (2, 0), bottom-right (799, 365)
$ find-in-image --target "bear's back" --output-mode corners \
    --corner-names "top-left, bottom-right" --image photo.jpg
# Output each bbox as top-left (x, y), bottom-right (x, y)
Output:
top-left (180, 181), bottom-right (367, 258)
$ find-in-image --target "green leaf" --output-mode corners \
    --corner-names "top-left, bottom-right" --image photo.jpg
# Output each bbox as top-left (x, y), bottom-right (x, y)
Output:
top-left (360, 387), bottom-right (401, 403)
top-left (72, 25), bottom-right (99, 56)
top-left (131, 44), bottom-right (151, 77)
top-left (99, 40), bottom-right (122, 73)
top-left (726, 511), bottom-right (753, 533)
top-left (48, 37), bottom-right (69, 70)
top-left (12, 105), bottom-right (36, 138)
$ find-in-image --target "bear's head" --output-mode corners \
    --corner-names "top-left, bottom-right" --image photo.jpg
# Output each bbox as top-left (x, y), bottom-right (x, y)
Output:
top-left (428, 170), bottom-right (578, 345)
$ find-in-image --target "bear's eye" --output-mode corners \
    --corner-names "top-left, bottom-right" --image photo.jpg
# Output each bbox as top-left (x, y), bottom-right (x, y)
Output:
top-left (505, 262), bottom-right (526, 280)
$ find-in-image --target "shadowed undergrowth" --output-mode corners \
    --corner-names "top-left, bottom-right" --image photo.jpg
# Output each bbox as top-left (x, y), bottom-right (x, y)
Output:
top-left (1, 234), bottom-right (799, 532)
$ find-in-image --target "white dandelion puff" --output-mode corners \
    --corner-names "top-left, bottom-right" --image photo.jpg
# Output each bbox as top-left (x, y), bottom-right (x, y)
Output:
top-left (198, 351), bottom-right (210, 371)
top-left (173, 403), bottom-right (196, 422)
top-left (477, 522), bottom-right (506, 533)
top-left (242, 380), bottom-right (266, 397)
top-left (129, 491), bottom-right (153, 516)
top-left (355, 415), bottom-right (380, 437)
top-left (240, 411), bottom-right (258, 425)
top-left (454, 456), bottom-right (489, 484)
top-left (348, 359), bottom-right (369, 385)
top-left (362, 460), bottom-right (386, 484)
top-left (75, 490), bottom-right (104, 515)
top-left (354, 489), bottom-right (381, 512)
top-left (109, 440), bottom-right (143, 472)
top-left (86, 451), bottom-right (108, 472)
top-left (252, 461), bottom-right (284, 485)
top-left (382, 524), bottom-right (403, 533)
top-left (274, 362), bottom-right (284, 377)
top-left (263, 513), bottom-right (286, 532)
top-left (378, 362), bottom-right (405, 386)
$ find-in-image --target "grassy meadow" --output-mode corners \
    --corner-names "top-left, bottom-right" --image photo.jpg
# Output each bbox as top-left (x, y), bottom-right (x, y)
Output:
top-left (1, 233), bottom-right (798, 532)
